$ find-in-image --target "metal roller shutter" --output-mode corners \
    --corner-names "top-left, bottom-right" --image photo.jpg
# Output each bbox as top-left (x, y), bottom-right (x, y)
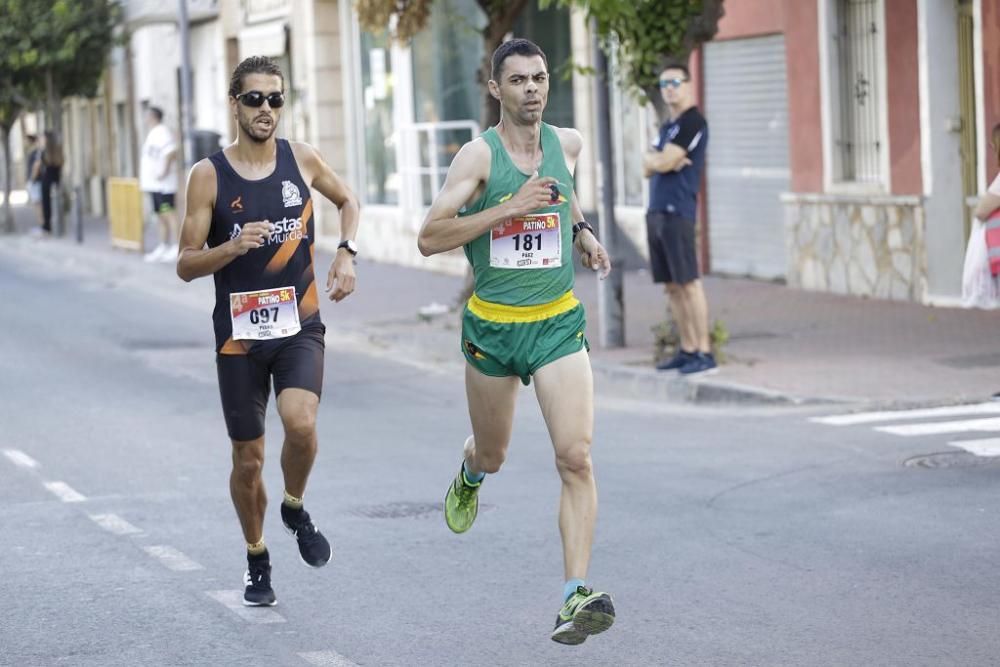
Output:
top-left (704, 35), bottom-right (791, 279)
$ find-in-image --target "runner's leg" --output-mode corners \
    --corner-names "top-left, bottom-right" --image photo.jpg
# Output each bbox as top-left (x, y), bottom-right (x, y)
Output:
top-left (464, 363), bottom-right (520, 475)
top-left (230, 436), bottom-right (267, 544)
top-left (532, 349), bottom-right (596, 580)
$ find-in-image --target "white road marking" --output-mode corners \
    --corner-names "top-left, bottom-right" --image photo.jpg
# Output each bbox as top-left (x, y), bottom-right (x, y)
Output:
top-left (874, 417), bottom-right (1000, 437)
top-left (298, 650), bottom-right (360, 667)
top-left (948, 437), bottom-right (1000, 457)
top-left (811, 402), bottom-right (1000, 426)
top-left (206, 590), bottom-right (286, 624)
top-left (89, 513), bottom-right (143, 536)
top-left (2, 449), bottom-right (39, 469)
top-left (143, 545), bottom-right (204, 571)
top-left (43, 481), bottom-right (86, 503)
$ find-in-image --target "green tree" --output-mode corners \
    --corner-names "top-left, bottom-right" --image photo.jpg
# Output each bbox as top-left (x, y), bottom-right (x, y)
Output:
top-left (354, 0), bottom-right (532, 130)
top-left (0, 0), bottom-right (121, 233)
top-left (544, 0), bottom-right (725, 121)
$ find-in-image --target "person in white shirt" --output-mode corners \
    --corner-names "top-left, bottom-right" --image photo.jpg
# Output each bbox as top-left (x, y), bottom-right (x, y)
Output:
top-left (140, 106), bottom-right (179, 262)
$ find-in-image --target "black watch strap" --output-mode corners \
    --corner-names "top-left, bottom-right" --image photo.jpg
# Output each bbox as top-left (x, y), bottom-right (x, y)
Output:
top-left (572, 221), bottom-right (596, 242)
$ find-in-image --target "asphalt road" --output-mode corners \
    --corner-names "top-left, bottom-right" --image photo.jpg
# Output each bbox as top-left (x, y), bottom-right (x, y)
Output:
top-left (2, 241), bottom-right (1000, 666)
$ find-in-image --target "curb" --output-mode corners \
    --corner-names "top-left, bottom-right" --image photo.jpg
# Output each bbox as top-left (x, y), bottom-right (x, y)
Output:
top-left (588, 359), bottom-right (825, 406)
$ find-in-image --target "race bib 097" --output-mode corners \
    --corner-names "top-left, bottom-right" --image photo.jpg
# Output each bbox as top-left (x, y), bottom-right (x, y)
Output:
top-left (230, 286), bottom-right (301, 341)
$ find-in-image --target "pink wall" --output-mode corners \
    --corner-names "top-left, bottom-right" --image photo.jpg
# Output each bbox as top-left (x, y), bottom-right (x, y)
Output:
top-left (783, 0), bottom-right (823, 192)
top-left (885, 0), bottom-right (922, 195)
top-left (715, 0), bottom-right (784, 40)
top-left (984, 0), bottom-right (1000, 183)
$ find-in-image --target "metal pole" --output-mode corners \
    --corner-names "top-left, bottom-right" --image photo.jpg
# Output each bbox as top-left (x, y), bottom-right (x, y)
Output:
top-left (178, 0), bottom-right (195, 167)
top-left (74, 184), bottom-right (83, 243)
top-left (590, 22), bottom-right (624, 348)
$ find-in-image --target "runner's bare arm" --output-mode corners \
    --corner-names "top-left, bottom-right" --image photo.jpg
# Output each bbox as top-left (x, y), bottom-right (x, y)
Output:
top-left (292, 142), bottom-right (361, 302)
top-left (176, 160), bottom-right (272, 282)
top-left (418, 139), bottom-right (558, 256)
top-left (569, 191), bottom-right (611, 279)
top-left (292, 142), bottom-right (361, 242)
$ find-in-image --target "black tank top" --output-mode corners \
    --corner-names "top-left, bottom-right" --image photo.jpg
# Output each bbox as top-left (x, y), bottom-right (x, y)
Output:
top-left (207, 139), bottom-right (321, 354)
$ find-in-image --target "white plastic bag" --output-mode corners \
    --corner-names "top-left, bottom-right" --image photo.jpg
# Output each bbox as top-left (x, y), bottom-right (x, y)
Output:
top-left (961, 217), bottom-right (1000, 308)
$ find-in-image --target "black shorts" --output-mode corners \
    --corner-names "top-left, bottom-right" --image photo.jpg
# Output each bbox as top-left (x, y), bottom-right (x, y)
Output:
top-left (151, 192), bottom-right (175, 213)
top-left (216, 322), bottom-right (326, 441)
top-left (645, 210), bottom-right (699, 284)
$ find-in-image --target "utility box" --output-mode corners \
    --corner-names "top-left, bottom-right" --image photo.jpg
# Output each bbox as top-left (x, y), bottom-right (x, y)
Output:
top-left (107, 178), bottom-right (144, 251)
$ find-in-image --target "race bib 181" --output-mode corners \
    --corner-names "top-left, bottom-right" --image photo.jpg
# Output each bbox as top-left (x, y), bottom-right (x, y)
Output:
top-left (490, 212), bottom-right (562, 269)
top-left (230, 286), bottom-right (301, 341)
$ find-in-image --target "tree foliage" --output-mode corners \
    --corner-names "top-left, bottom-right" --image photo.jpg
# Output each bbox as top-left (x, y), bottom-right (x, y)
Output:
top-left (544, 0), bottom-right (724, 120)
top-left (0, 0), bottom-right (122, 123)
top-left (354, 0), bottom-right (530, 128)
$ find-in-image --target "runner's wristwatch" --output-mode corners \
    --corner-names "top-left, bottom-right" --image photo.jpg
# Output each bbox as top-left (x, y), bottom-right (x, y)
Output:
top-left (572, 221), bottom-right (596, 242)
top-left (338, 239), bottom-right (358, 256)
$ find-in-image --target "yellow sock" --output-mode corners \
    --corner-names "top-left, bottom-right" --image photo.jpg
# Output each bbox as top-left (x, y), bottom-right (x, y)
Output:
top-left (247, 539), bottom-right (267, 556)
top-left (283, 490), bottom-right (303, 509)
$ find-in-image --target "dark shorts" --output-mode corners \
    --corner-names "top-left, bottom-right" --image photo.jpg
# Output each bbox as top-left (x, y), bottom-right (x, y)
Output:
top-left (462, 292), bottom-right (589, 386)
top-left (151, 192), bottom-right (175, 213)
top-left (646, 210), bottom-right (699, 284)
top-left (216, 322), bottom-right (326, 441)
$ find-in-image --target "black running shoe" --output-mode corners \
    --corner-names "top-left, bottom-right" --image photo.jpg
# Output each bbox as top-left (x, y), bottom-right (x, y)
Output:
top-left (281, 503), bottom-right (332, 568)
top-left (243, 552), bottom-right (276, 607)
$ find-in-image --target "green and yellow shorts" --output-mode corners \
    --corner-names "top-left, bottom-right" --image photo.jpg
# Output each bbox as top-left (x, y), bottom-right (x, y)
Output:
top-left (461, 290), bottom-right (590, 386)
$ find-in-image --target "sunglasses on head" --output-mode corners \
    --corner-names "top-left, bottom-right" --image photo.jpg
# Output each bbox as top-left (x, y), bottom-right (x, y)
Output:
top-left (235, 91), bottom-right (285, 108)
top-left (658, 78), bottom-right (688, 89)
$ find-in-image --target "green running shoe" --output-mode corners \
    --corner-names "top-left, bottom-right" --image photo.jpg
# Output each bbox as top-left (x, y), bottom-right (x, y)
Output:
top-left (550, 586), bottom-right (616, 645)
top-left (444, 465), bottom-right (481, 533)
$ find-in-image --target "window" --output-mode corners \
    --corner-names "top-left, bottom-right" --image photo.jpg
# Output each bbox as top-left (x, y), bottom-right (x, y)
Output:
top-left (513, 1), bottom-right (574, 129)
top-left (359, 30), bottom-right (398, 204)
top-left (829, 0), bottom-right (884, 185)
top-left (610, 59), bottom-right (651, 208)
top-left (409, 0), bottom-right (485, 204)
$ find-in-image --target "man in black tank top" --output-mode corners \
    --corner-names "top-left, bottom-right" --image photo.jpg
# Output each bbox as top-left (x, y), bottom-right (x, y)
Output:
top-left (176, 56), bottom-right (361, 607)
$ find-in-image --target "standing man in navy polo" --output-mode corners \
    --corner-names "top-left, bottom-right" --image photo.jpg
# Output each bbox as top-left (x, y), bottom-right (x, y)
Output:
top-left (643, 63), bottom-right (714, 375)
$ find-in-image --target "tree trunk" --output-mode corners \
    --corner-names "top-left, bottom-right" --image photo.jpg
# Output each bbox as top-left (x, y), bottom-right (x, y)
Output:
top-left (1, 125), bottom-right (13, 234)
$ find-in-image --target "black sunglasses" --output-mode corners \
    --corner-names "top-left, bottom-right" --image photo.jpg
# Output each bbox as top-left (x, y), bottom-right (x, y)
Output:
top-left (235, 91), bottom-right (285, 108)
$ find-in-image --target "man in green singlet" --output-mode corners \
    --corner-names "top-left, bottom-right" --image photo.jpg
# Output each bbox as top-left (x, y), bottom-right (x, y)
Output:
top-left (417, 38), bottom-right (616, 645)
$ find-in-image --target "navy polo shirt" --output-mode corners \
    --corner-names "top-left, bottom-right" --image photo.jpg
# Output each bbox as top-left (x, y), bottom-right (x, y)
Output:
top-left (648, 106), bottom-right (708, 221)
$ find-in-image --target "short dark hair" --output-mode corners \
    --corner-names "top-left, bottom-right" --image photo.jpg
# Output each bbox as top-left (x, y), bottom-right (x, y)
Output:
top-left (491, 38), bottom-right (548, 80)
top-left (229, 56), bottom-right (284, 98)
top-left (26, 134), bottom-right (37, 143)
top-left (661, 63), bottom-right (690, 80)
top-left (148, 106), bottom-right (164, 122)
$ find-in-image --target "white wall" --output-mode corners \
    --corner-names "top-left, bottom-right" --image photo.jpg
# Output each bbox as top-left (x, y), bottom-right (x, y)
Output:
top-left (191, 20), bottom-right (229, 139)
top-left (918, 0), bottom-right (966, 303)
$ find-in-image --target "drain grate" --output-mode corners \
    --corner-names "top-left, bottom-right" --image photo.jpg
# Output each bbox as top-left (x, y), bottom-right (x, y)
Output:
top-left (349, 501), bottom-right (494, 519)
top-left (904, 451), bottom-right (1000, 469)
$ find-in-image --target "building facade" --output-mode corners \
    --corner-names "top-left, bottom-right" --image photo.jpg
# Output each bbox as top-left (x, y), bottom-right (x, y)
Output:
top-left (692, 0), bottom-right (1000, 305)
top-left (37, 0), bottom-right (1000, 306)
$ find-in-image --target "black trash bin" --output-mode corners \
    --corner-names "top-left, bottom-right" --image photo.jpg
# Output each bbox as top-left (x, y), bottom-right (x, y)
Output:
top-left (191, 130), bottom-right (222, 162)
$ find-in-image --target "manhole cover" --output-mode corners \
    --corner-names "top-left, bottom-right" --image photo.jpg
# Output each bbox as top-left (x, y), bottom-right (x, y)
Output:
top-left (349, 501), bottom-right (494, 519)
top-left (904, 451), bottom-right (1000, 469)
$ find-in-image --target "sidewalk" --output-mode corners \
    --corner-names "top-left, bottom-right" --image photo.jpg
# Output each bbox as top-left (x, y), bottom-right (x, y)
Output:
top-left (3, 203), bottom-right (997, 408)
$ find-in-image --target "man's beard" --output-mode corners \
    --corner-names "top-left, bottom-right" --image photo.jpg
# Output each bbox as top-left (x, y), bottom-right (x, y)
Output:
top-left (239, 115), bottom-right (276, 143)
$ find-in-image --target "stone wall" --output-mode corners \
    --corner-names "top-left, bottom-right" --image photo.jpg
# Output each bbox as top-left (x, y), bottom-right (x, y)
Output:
top-left (782, 193), bottom-right (926, 301)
